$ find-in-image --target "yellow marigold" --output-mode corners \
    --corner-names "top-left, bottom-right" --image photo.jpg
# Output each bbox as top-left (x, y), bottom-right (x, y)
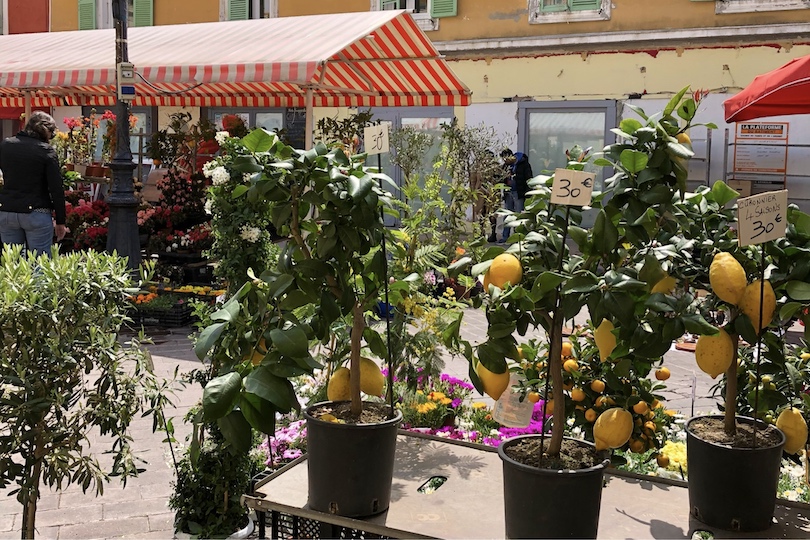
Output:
top-left (429, 392), bottom-right (446, 401)
top-left (440, 398), bottom-right (452, 405)
top-left (472, 402), bottom-right (487, 409)
top-left (416, 389), bottom-right (424, 395)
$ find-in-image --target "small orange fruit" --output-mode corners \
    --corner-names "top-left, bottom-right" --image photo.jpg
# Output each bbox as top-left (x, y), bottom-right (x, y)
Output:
top-left (544, 399), bottom-right (555, 415)
top-left (563, 359), bottom-right (579, 373)
top-left (590, 380), bottom-right (606, 393)
top-left (585, 408), bottom-right (598, 422)
top-left (632, 401), bottom-right (649, 415)
top-left (655, 367), bottom-right (671, 381)
top-left (656, 454), bottom-right (670, 468)
top-left (561, 341), bottom-right (574, 357)
top-left (527, 391), bottom-right (541, 403)
top-left (571, 387), bottom-right (586, 402)
top-left (629, 438), bottom-right (647, 454)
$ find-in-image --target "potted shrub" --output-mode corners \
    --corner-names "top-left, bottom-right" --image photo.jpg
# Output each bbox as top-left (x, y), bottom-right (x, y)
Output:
top-left (0, 247), bottom-right (174, 539)
top-left (456, 89), bottom-right (717, 538)
top-left (675, 180), bottom-right (810, 531)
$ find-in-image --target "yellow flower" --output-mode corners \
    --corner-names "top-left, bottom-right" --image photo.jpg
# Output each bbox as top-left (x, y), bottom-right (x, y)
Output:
top-left (472, 402), bottom-right (487, 409)
top-left (429, 392), bottom-right (446, 401)
top-left (416, 389), bottom-right (424, 395)
top-left (440, 398), bottom-right (452, 405)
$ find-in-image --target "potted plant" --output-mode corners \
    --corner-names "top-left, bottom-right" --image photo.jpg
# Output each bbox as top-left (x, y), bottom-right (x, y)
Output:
top-left (455, 89), bottom-right (717, 538)
top-left (674, 179), bottom-right (810, 531)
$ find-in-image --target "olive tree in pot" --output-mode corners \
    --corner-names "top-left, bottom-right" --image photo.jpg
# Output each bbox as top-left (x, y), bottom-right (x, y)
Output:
top-left (0, 247), bottom-right (174, 540)
top-left (675, 180), bottom-right (810, 531)
top-left (455, 89), bottom-right (716, 538)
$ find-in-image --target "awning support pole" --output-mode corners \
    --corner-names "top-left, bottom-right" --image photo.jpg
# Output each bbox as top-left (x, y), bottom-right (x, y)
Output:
top-left (24, 90), bottom-right (32, 122)
top-left (305, 87), bottom-right (314, 149)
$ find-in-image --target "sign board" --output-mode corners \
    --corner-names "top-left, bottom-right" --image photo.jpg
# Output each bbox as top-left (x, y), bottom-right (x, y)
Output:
top-left (733, 123), bottom-right (789, 174)
top-left (364, 123), bottom-right (390, 155)
top-left (550, 168), bottom-right (595, 206)
top-left (736, 189), bottom-right (788, 246)
top-left (727, 179), bottom-right (752, 198)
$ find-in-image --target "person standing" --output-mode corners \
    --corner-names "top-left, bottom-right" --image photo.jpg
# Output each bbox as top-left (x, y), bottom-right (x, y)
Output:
top-left (0, 111), bottom-right (67, 256)
top-left (501, 149), bottom-right (533, 242)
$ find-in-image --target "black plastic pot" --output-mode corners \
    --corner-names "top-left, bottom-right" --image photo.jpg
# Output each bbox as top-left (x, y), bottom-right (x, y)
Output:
top-left (304, 401), bottom-right (402, 518)
top-left (498, 435), bottom-right (610, 539)
top-left (686, 415), bottom-right (786, 532)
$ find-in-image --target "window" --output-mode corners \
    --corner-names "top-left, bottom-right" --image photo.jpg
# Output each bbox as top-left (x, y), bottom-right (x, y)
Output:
top-left (131, 0), bottom-right (153, 27)
top-left (716, 0), bottom-right (810, 14)
top-left (373, 0), bottom-right (457, 31)
top-left (529, 0), bottom-right (611, 24)
top-left (226, 0), bottom-right (276, 20)
top-left (78, 1), bottom-right (147, 30)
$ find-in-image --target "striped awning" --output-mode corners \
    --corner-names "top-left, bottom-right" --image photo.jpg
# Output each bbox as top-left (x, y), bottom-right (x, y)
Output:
top-left (0, 10), bottom-right (471, 109)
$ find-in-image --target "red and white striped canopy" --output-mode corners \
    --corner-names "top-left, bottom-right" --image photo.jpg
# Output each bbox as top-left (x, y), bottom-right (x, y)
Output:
top-left (0, 10), bottom-right (470, 109)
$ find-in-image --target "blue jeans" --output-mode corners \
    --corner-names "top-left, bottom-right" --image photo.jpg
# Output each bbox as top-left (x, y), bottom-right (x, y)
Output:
top-left (501, 190), bottom-right (524, 242)
top-left (0, 211), bottom-right (54, 257)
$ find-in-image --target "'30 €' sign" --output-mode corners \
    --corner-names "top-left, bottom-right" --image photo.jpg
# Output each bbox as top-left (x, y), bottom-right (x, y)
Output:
top-left (736, 189), bottom-right (788, 246)
top-left (550, 169), bottom-right (595, 207)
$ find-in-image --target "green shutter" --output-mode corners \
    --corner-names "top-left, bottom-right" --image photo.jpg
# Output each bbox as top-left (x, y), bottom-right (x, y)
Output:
top-left (569, 0), bottom-right (601, 11)
top-left (430, 0), bottom-right (456, 18)
top-left (132, 0), bottom-right (153, 27)
top-left (540, 0), bottom-right (568, 12)
top-left (78, 0), bottom-right (96, 30)
top-left (229, 0), bottom-right (249, 20)
top-left (380, 0), bottom-right (401, 10)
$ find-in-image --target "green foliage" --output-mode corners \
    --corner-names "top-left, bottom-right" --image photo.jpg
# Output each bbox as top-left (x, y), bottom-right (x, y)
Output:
top-left (0, 247), bottom-right (172, 537)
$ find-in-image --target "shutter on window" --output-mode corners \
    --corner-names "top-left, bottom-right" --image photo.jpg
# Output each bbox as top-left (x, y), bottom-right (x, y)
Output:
top-left (229, 0), bottom-right (249, 20)
top-left (78, 0), bottom-right (96, 30)
top-left (569, 0), bottom-right (601, 11)
top-left (380, 0), bottom-right (401, 10)
top-left (430, 0), bottom-right (457, 18)
top-left (540, 0), bottom-right (568, 12)
top-left (132, 0), bottom-right (153, 27)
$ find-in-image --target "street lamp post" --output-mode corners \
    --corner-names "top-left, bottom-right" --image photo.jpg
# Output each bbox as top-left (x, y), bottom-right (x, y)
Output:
top-left (107, 0), bottom-right (140, 269)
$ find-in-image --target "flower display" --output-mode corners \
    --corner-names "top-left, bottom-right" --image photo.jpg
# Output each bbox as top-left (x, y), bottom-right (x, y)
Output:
top-left (63, 109), bottom-right (100, 165)
top-left (100, 109), bottom-right (139, 163)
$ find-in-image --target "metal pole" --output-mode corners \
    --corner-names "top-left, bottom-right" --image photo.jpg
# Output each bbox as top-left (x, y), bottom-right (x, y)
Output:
top-left (305, 87), bottom-right (314, 149)
top-left (106, 0), bottom-right (140, 269)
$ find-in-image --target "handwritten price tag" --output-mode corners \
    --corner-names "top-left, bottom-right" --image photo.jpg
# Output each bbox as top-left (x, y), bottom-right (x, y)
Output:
top-left (737, 189), bottom-right (788, 246)
top-left (550, 169), bottom-right (595, 206)
top-left (363, 123), bottom-right (390, 156)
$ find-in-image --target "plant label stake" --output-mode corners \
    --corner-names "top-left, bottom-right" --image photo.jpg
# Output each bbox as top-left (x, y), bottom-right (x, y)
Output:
top-left (365, 122), bottom-right (396, 419)
top-left (540, 169), bottom-right (595, 456)
top-left (736, 189), bottom-right (788, 446)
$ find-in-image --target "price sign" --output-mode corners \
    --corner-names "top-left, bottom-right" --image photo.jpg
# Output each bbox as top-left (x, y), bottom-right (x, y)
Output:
top-left (737, 189), bottom-right (788, 246)
top-left (364, 123), bottom-right (390, 156)
top-left (550, 169), bottom-right (595, 206)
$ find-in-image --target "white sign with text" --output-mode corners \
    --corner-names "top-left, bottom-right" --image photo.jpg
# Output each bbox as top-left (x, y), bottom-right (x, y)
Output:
top-left (737, 190), bottom-right (788, 246)
top-left (364, 123), bottom-right (390, 156)
top-left (550, 169), bottom-right (595, 207)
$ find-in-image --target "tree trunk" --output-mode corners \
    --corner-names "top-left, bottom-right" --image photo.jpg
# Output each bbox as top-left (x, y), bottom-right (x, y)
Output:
top-left (724, 333), bottom-right (740, 436)
top-left (350, 302), bottom-right (364, 417)
top-left (21, 457), bottom-right (42, 539)
top-left (547, 309), bottom-right (566, 457)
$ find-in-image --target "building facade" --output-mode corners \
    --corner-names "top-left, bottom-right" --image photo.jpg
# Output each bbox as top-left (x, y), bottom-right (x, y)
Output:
top-left (8, 1), bottom-right (810, 208)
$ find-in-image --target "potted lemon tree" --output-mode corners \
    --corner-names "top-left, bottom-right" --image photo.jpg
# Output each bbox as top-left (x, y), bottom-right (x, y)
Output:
top-left (455, 89), bottom-right (717, 538)
top-left (674, 181), bottom-right (810, 531)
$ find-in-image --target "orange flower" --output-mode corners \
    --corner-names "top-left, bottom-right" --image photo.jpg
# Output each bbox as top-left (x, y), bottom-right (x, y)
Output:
top-left (455, 247), bottom-right (466, 256)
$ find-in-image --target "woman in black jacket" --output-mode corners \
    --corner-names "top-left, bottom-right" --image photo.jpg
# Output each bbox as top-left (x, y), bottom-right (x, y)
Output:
top-left (0, 111), bottom-right (66, 256)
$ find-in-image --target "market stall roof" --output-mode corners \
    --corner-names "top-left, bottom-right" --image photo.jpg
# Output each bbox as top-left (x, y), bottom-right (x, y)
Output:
top-left (0, 10), bottom-right (471, 109)
top-left (724, 54), bottom-right (810, 123)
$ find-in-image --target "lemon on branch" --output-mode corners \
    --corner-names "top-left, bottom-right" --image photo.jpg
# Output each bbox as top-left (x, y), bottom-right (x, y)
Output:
top-left (485, 253), bottom-right (523, 289)
top-left (695, 328), bottom-right (734, 379)
top-left (709, 252), bottom-right (747, 305)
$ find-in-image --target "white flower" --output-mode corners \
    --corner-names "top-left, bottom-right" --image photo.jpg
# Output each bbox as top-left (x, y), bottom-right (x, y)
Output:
top-left (204, 199), bottom-right (213, 215)
top-left (240, 225), bottom-right (262, 243)
top-left (211, 167), bottom-right (230, 186)
top-left (202, 160), bottom-right (219, 178)
top-left (171, 243), bottom-right (178, 250)
top-left (215, 131), bottom-right (230, 145)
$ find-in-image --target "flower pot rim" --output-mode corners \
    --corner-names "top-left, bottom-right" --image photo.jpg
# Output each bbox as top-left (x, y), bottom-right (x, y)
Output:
top-left (685, 414), bottom-right (785, 450)
top-left (304, 400), bottom-right (403, 430)
top-left (497, 434), bottom-right (610, 475)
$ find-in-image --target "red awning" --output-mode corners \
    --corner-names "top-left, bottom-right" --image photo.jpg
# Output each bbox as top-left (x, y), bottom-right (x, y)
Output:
top-left (0, 11), bottom-right (470, 109)
top-left (724, 54), bottom-right (810, 123)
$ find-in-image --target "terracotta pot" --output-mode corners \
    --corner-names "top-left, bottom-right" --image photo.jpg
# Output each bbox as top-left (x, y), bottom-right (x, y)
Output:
top-left (63, 163), bottom-right (75, 171)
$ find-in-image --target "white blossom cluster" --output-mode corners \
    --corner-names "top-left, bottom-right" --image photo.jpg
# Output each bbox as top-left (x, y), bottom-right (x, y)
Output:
top-left (210, 167), bottom-right (230, 186)
top-left (202, 160), bottom-right (219, 177)
top-left (204, 199), bottom-right (213, 215)
top-left (215, 131), bottom-right (230, 145)
top-left (240, 225), bottom-right (262, 243)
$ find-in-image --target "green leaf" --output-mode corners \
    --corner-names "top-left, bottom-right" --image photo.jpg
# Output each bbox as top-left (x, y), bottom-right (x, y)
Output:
top-left (240, 393), bottom-right (277, 435)
top-left (663, 87), bottom-right (689, 116)
top-left (563, 275), bottom-right (598, 294)
top-left (348, 174), bottom-right (373, 201)
top-left (244, 366), bottom-right (298, 412)
top-left (786, 281), bottom-right (810, 301)
top-left (202, 372), bottom-right (242, 422)
top-left (619, 150), bottom-right (649, 174)
top-left (242, 128), bottom-right (277, 153)
top-left (619, 118), bottom-right (643, 135)
top-left (593, 210), bottom-right (618, 255)
top-left (711, 180), bottom-right (739, 207)
top-left (217, 409), bottom-right (252, 454)
top-left (682, 314), bottom-right (718, 335)
top-left (592, 158), bottom-right (612, 167)
top-left (267, 274), bottom-right (295, 298)
top-left (447, 257), bottom-right (473, 275)
top-left (471, 260), bottom-right (493, 277)
top-left (269, 325), bottom-right (309, 358)
top-left (231, 154), bottom-right (264, 173)
top-left (194, 322), bottom-right (226, 360)
top-left (231, 184), bottom-right (249, 198)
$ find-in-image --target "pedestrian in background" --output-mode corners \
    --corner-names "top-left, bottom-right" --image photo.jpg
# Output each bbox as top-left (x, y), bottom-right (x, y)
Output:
top-left (500, 149), bottom-right (533, 242)
top-left (0, 111), bottom-right (66, 256)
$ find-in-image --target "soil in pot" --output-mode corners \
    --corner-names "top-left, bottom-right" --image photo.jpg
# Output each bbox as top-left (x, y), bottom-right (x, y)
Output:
top-left (686, 415), bottom-right (785, 532)
top-left (308, 400), bottom-right (393, 423)
top-left (499, 436), bottom-right (610, 539)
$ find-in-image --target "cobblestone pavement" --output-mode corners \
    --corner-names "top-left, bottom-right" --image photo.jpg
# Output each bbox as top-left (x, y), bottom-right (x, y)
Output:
top-left (2, 307), bottom-right (791, 539)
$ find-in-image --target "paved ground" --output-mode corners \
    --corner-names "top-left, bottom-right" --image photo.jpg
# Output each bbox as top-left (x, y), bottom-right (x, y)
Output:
top-left (0, 308), bottom-right (743, 539)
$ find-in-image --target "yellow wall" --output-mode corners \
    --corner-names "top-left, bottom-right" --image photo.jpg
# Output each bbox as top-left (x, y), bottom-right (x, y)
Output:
top-left (50, 0), bottom-right (78, 32)
top-left (280, 0), bottom-right (369, 17)
top-left (155, 0), bottom-right (221, 25)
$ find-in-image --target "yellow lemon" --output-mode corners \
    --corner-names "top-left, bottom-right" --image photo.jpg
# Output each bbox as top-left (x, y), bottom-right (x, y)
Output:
top-left (476, 360), bottom-right (510, 401)
top-left (709, 252), bottom-right (747, 305)
top-left (738, 280), bottom-right (776, 333)
top-left (676, 132), bottom-right (692, 146)
top-left (651, 274), bottom-right (677, 295)
top-left (359, 357), bottom-right (385, 396)
top-left (327, 367), bottom-right (352, 401)
top-left (244, 338), bottom-right (267, 366)
top-left (482, 273), bottom-right (492, 292)
top-left (695, 328), bottom-right (734, 379)
top-left (594, 319), bottom-right (617, 361)
top-left (776, 407), bottom-right (808, 455)
top-left (593, 407), bottom-right (634, 451)
top-left (486, 253), bottom-right (523, 289)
